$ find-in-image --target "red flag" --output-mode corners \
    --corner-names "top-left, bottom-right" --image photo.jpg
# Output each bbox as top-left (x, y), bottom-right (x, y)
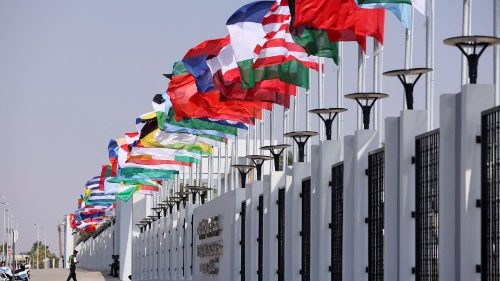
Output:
top-left (167, 70), bottom-right (271, 124)
top-left (290, 0), bottom-right (385, 51)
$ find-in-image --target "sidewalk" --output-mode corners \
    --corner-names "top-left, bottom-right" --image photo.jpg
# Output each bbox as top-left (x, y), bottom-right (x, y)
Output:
top-left (31, 268), bottom-right (118, 281)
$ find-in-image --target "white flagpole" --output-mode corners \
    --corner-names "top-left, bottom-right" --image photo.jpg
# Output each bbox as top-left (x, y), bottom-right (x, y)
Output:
top-left (374, 40), bottom-right (383, 143)
top-left (283, 106), bottom-right (289, 168)
top-left (404, 9), bottom-right (415, 108)
top-left (495, 0), bottom-right (500, 105)
top-left (426, 0), bottom-right (436, 129)
top-left (246, 130), bottom-right (250, 158)
top-left (189, 165), bottom-right (193, 186)
top-left (253, 121), bottom-right (258, 154)
top-left (318, 57), bottom-right (325, 141)
top-left (462, 0), bottom-right (472, 84)
top-left (306, 70), bottom-right (312, 162)
top-left (208, 155), bottom-right (213, 201)
top-left (293, 92), bottom-right (299, 161)
top-left (199, 154), bottom-right (203, 186)
top-left (337, 43), bottom-right (344, 142)
top-left (357, 47), bottom-right (366, 129)
top-left (217, 142), bottom-right (221, 197)
top-left (224, 142), bottom-right (229, 193)
top-left (271, 106), bottom-right (274, 146)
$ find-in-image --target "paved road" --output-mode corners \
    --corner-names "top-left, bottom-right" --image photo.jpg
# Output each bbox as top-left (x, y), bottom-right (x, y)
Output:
top-left (30, 269), bottom-right (117, 281)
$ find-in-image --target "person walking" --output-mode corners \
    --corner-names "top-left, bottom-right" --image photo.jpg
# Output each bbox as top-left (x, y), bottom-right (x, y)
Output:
top-left (66, 250), bottom-right (78, 281)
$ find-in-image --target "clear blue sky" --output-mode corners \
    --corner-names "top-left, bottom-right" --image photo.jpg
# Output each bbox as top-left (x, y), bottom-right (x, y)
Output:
top-left (0, 0), bottom-right (495, 253)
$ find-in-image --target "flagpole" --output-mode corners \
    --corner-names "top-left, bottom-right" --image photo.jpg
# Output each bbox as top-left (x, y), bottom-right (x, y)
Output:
top-left (293, 92), bottom-right (299, 161)
top-left (217, 142), bottom-right (222, 197)
top-left (208, 155), bottom-right (213, 201)
top-left (495, 0), bottom-right (500, 105)
top-left (283, 106), bottom-right (289, 168)
top-left (224, 142), bottom-right (229, 193)
top-left (337, 42), bottom-right (344, 143)
top-left (426, 0), bottom-right (436, 128)
top-left (462, 0), bottom-right (472, 84)
top-left (199, 154), bottom-right (203, 186)
top-left (306, 70), bottom-right (312, 162)
top-left (270, 106), bottom-right (274, 147)
top-left (404, 9), bottom-right (415, 108)
top-left (357, 47), bottom-right (366, 129)
top-left (189, 165), bottom-right (193, 186)
top-left (318, 57), bottom-right (325, 141)
top-left (374, 40), bottom-right (383, 142)
top-left (260, 117), bottom-right (264, 151)
top-left (254, 121), bottom-right (258, 155)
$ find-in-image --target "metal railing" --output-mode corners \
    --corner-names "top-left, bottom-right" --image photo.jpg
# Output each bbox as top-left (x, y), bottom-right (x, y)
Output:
top-left (481, 106), bottom-right (500, 281)
top-left (415, 129), bottom-right (440, 281)
top-left (301, 178), bottom-right (312, 281)
top-left (330, 162), bottom-right (344, 281)
top-left (368, 148), bottom-right (385, 281)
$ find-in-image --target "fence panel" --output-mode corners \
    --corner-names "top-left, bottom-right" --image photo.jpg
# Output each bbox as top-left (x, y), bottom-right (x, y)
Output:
top-left (415, 129), bottom-right (440, 281)
top-left (481, 106), bottom-right (500, 281)
top-left (368, 148), bottom-right (385, 281)
top-left (331, 163), bottom-right (344, 281)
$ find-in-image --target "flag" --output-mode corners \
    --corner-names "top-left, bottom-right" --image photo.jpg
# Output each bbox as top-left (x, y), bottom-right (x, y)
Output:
top-left (253, 0), bottom-right (319, 72)
top-left (167, 61), bottom-right (270, 123)
top-left (289, 0), bottom-right (385, 51)
top-left (356, 0), bottom-right (412, 28)
top-left (226, 1), bottom-right (275, 88)
top-left (227, 1), bottom-right (317, 89)
top-left (118, 167), bottom-right (177, 181)
top-left (291, 28), bottom-right (339, 62)
top-left (205, 39), bottom-right (295, 106)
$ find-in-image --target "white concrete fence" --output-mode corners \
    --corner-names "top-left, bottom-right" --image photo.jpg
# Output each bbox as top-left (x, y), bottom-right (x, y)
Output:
top-left (73, 84), bottom-right (499, 281)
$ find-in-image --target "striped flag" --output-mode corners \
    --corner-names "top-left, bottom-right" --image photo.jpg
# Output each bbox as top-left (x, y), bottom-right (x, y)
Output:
top-left (254, 0), bottom-right (319, 71)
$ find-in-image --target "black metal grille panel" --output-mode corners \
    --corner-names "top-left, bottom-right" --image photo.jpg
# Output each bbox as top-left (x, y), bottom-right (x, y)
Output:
top-left (368, 148), bottom-right (385, 281)
top-left (278, 188), bottom-right (285, 281)
top-left (482, 106), bottom-right (500, 281)
top-left (258, 194), bottom-right (264, 281)
top-left (302, 178), bottom-right (311, 281)
top-left (415, 129), bottom-right (440, 281)
top-left (241, 201), bottom-right (246, 281)
top-left (331, 163), bottom-right (343, 281)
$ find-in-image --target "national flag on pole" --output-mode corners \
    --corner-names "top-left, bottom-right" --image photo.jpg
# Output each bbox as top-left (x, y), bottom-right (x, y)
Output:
top-left (356, 0), bottom-right (412, 28)
top-left (289, 0), bottom-right (385, 51)
top-left (183, 36), bottom-right (295, 107)
top-left (253, 0), bottom-right (319, 71)
top-left (167, 61), bottom-right (271, 123)
top-left (227, 1), bottom-right (316, 89)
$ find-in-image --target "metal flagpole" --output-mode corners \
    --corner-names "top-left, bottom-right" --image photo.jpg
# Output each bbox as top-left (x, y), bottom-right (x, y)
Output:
top-left (217, 143), bottom-right (222, 197)
top-left (357, 47), bottom-right (366, 129)
top-left (253, 121), bottom-right (258, 155)
top-left (260, 117), bottom-right (264, 151)
top-left (318, 57), bottom-right (325, 141)
top-left (404, 9), bottom-right (415, 108)
top-left (199, 154), bottom-right (203, 186)
top-left (293, 92), bottom-right (299, 161)
top-left (208, 155), bottom-right (213, 200)
top-left (224, 142), bottom-right (229, 193)
top-left (270, 106), bottom-right (274, 147)
top-left (189, 165), bottom-right (193, 186)
top-left (283, 106), bottom-right (289, 168)
top-left (495, 0), bottom-right (500, 105)
top-left (337, 43), bottom-right (344, 142)
top-left (426, 0), bottom-right (436, 128)
top-left (306, 70), bottom-right (312, 162)
top-left (462, 0), bottom-right (472, 84)
top-left (245, 130), bottom-right (250, 159)
top-left (374, 41), bottom-right (384, 141)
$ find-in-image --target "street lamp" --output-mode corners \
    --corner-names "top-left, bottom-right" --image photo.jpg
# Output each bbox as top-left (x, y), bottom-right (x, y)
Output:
top-left (33, 224), bottom-right (40, 269)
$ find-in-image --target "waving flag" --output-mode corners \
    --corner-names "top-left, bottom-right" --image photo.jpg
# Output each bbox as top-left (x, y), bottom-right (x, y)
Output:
top-left (356, 0), bottom-right (412, 28)
top-left (167, 61), bottom-right (271, 123)
top-left (289, 0), bottom-right (385, 51)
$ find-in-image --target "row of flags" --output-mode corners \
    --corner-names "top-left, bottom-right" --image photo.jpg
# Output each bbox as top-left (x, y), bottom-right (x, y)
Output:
top-left (70, 0), bottom-right (425, 236)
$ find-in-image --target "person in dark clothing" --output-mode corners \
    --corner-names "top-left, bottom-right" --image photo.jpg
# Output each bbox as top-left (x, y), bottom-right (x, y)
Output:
top-left (109, 255), bottom-right (119, 277)
top-left (66, 250), bottom-right (79, 281)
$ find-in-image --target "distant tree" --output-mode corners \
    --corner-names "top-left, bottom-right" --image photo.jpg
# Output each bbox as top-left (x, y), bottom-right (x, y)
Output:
top-left (25, 241), bottom-right (57, 269)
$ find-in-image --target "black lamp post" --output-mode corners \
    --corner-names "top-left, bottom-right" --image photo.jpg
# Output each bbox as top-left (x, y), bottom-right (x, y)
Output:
top-left (231, 164), bottom-right (255, 189)
top-left (135, 223), bottom-right (145, 233)
top-left (162, 200), bottom-right (175, 214)
top-left (157, 203), bottom-right (169, 216)
top-left (141, 219), bottom-right (151, 230)
top-left (345, 93), bottom-right (388, 130)
top-left (176, 191), bottom-right (190, 208)
top-left (383, 68), bottom-right (432, 110)
top-left (284, 131), bottom-right (319, 162)
top-left (443, 36), bottom-right (500, 84)
top-left (169, 196), bottom-right (182, 209)
top-left (246, 155), bottom-right (273, 180)
top-left (152, 207), bottom-right (163, 219)
top-left (309, 108), bottom-right (347, 140)
top-left (186, 186), bottom-right (213, 204)
top-left (260, 144), bottom-right (290, 171)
